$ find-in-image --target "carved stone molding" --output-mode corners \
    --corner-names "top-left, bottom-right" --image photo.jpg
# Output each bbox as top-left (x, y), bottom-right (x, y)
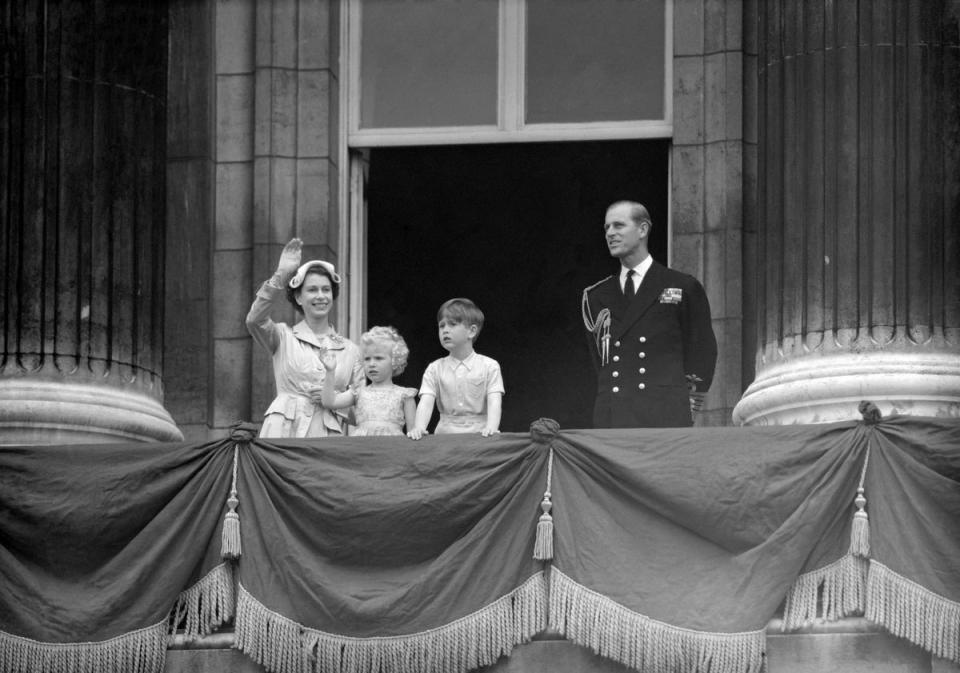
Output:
top-left (0, 380), bottom-right (182, 444)
top-left (733, 350), bottom-right (960, 426)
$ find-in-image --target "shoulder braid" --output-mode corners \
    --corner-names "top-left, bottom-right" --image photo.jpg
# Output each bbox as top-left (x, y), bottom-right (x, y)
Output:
top-left (581, 276), bottom-right (613, 366)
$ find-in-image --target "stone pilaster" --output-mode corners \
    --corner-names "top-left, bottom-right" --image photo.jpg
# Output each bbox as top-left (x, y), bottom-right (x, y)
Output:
top-left (166, 0), bottom-right (216, 441)
top-left (672, 0), bottom-right (746, 425)
top-left (164, 0), bottom-right (341, 439)
top-left (250, 0), bottom-right (341, 423)
top-left (733, 1), bottom-right (960, 425)
top-left (0, 1), bottom-right (181, 443)
top-left (212, 0), bottom-right (256, 435)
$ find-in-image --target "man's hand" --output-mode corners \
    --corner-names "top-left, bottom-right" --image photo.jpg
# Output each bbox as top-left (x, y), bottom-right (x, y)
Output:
top-left (686, 374), bottom-right (706, 413)
top-left (407, 427), bottom-right (428, 440)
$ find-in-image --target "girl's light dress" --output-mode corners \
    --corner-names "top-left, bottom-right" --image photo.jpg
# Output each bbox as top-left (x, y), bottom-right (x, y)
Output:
top-left (352, 385), bottom-right (417, 436)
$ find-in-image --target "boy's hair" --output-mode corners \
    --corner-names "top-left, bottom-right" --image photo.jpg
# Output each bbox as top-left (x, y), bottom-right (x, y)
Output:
top-left (361, 325), bottom-right (409, 376)
top-left (437, 298), bottom-right (485, 340)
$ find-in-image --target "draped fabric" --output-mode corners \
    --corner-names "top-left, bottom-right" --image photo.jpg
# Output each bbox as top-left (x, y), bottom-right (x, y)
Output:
top-left (0, 439), bottom-right (237, 672)
top-left (0, 416), bottom-right (958, 673)
top-left (231, 434), bottom-right (548, 673)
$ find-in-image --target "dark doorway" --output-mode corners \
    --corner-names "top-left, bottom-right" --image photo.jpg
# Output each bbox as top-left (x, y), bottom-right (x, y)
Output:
top-left (365, 140), bottom-right (669, 431)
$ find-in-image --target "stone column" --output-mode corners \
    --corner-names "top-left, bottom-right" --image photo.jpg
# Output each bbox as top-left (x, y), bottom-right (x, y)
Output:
top-left (733, 1), bottom-right (960, 425)
top-left (0, 2), bottom-right (182, 443)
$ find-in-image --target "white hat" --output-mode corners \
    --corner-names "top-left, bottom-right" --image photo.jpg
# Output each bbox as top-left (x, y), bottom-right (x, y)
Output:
top-left (288, 260), bottom-right (341, 288)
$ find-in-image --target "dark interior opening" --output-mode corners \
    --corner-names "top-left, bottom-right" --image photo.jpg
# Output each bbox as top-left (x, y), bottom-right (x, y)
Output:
top-left (365, 140), bottom-right (669, 431)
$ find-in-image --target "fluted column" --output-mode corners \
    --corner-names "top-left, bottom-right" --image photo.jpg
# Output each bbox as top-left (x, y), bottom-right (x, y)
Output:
top-left (734, 1), bottom-right (960, 425)
top-left (0, 1), bottom-right (182, 443)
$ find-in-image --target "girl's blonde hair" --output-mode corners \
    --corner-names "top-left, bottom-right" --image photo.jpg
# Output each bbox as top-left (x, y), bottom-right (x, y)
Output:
top-left (361, 326), bottom-right (410, 376)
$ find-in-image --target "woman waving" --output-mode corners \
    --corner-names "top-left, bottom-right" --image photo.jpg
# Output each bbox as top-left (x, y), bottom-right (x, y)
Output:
top-left (246, 238), bottom-right (363, 438)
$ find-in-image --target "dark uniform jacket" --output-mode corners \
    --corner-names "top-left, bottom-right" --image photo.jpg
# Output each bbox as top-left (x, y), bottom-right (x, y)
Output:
top-left (581, 261), bottom-right (717, 428)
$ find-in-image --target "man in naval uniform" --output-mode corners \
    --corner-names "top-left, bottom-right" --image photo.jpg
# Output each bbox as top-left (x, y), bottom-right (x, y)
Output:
top-left (582, 201), bottom-right (717, 428)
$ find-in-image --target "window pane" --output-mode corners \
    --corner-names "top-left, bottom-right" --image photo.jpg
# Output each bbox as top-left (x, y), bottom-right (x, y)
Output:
top-left (360, 0), bottom-right (499, 128)
top-left (525, 0), bottom-right (665, 124)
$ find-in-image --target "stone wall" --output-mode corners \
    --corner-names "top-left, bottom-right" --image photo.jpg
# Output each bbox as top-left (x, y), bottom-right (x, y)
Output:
top-left (671, 0), bottom-right (750, 426)
top-left (165, 0), bottom-right (341, 440)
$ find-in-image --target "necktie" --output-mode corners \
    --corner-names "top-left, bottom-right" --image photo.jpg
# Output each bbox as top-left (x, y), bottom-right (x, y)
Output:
top-left (624, 269), bottom-right (636, 298)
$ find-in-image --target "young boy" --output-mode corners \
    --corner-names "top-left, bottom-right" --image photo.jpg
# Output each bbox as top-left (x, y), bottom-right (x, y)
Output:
top-left (407, 298), bottom-right (504, 439)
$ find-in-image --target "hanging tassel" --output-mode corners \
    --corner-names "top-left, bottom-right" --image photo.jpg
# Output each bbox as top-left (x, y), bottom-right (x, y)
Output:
top-left (534, 492), bottom-right (554, 561)
top-left (533, 445), bottom-right (555, 561)
top-left (849, 487), bottom-right (869, 558)
top-left (849, 449), bottom-right (870, 558)
top-left (221, 445), bottom-right (242, 560)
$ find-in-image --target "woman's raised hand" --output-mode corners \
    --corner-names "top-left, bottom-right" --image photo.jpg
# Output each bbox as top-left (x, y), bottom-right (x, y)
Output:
top-left (276, 238), bottom-right (303, 277)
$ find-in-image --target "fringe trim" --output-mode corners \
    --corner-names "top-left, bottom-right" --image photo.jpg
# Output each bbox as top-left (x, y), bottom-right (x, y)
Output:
top-left (0, 621), bottom-right (167, 673)
top-left (866, 561), bottom-right (960, 663)
top-left (234, 572), bottom-right (546, 673)
top-left (781, 553), bottom-right (868, 629)
top-left (168, 562), bottom-right (236, 638)
top-left (549, 568), bottom-right (765, 673)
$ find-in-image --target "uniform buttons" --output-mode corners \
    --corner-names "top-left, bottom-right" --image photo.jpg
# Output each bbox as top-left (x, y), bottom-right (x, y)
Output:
top-left (612, 386), bottom-right (620, 393)
top-left (639, 367), bottom-right (646, 374)
top-left (639, 336), bottom-right (647, 343)
top-left (639, 352), bottom-right (646, 359)
top-left (612, 355), bottom-right (620, 362)
top-left (614, 340), bottom-right (621, 348)
top-left (612, 371), bottom-right (619, 378)
top-left (638, 383), bottom-right (645, 390)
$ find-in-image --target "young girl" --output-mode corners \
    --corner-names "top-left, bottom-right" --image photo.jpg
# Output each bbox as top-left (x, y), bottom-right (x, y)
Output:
top-left (321, 326), bottom-right (417, 436)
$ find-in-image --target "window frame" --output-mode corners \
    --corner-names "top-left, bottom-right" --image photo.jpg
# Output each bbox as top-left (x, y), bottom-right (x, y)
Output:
top-left (345, 0), bottom-right (674, 147)
top-left (336, 0), bottom-right (675, 337)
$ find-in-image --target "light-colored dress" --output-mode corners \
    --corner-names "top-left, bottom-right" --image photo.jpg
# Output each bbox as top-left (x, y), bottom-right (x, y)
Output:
top-left (246, 280), bottom-right (364, 438)
top-left (352, 385), bottom-right (417, 436)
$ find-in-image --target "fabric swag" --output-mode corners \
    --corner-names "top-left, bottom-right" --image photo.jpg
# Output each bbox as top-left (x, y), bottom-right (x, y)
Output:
top-left (1, 415), bottom-right (958, 673)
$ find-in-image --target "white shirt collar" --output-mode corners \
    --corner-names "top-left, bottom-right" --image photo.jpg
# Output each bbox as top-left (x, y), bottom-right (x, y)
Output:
top-left (620, 255), bottom-right (653, 291)
top-left (444, 351), bottom-right (477, 371)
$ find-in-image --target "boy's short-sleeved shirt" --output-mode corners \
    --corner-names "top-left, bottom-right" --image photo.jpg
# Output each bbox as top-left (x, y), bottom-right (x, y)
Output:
top-left (419, 352), bottom-right (505, 418)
